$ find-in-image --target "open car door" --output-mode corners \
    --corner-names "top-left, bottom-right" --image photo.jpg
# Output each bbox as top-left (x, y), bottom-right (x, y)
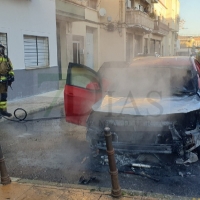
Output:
top-left (64, 63), bottom-right (102, 126)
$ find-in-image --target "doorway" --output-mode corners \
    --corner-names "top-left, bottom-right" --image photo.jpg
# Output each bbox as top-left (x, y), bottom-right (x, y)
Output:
top-left (126, 33), bottom-right (133, 61)
top-left (73, 41), bottom-right (80, 64)
top-left (86, 32), bottom-right (94, 69)
top-left (134, 35), bottom-right (142, 57)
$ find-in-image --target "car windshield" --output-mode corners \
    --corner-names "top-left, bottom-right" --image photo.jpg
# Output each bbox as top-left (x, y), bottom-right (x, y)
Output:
top-left (106, 65), bottom-right (196, 98)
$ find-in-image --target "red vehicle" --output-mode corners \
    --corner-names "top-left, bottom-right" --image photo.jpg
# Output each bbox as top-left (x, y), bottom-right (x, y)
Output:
top-left (64, 61), bottom-right (127, 125)
top-left (64, 57), bottom-right (200, 163)
top-left (64, 62), bottom-right (102, 125)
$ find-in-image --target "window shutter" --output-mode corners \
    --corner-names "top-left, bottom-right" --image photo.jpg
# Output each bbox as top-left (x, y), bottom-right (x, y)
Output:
top-left (37, 37), bottom-right (49, 67)
top-left (24, 36), bottom-right (37, 67)
top-left (24, 35), bottom-right (49, 68)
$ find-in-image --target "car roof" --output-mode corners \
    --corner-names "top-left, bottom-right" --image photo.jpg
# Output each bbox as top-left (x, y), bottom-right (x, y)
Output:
top-left (130, 56), bottom-right (193, 69)
top-left (98, 57), bottom-right (194, 80)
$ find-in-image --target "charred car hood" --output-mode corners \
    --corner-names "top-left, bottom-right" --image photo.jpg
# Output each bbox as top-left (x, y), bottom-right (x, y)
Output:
top-left (92, 94), bottom-right (200, 115)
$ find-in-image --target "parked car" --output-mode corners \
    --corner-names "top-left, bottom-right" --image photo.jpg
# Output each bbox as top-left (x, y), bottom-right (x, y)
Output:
top-left (64, 56), bottom-right (200, 163)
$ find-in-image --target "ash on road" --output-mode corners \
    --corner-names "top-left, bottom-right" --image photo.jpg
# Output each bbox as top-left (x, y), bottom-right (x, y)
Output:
top-left (0, 105), bottom-right (200, 198)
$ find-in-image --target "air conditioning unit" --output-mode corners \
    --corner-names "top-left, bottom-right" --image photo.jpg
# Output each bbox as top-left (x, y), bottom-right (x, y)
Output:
top-left (126, 0), bottom-right (131, 8)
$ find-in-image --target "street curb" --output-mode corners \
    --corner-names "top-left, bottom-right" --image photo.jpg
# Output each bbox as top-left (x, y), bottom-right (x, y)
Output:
top-left (0, 99), bottom-right (64, 123)
top-left (10, 177), bottom-right (192, 200)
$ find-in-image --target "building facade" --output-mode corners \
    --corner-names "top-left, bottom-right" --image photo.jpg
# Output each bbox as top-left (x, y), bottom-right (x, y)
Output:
top-left (178, 35), bottom-right (200, 56)
top-left (56, 0), bottom-right (101, 78)
top-left (56, 0), bottom-right (180, 82)
top-left (0, 0), bottom-right (58, 100)
top-left (0, 0), bottom-right (180, 100)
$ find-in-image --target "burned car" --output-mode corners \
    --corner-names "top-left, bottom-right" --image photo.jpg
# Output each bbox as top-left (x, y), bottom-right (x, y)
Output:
top-left (64, 56), bottom-right (200, 163)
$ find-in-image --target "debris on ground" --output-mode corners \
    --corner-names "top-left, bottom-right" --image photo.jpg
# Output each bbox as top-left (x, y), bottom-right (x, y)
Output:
top-left (78, 176), bottom-right (98, 185)
top-left (115, 154), bottom-right (136, 166)
top-left (81, 156), bottom-right (89, 164)
top-left (100, 155), bottom-right (109, 165)
top-left (91, 148), bottom-right (99, 158)
top-left (136, 154), bottom-right (161, 164)
top-left (176, 158), bottom-right (185, 165)
top-left (118, 168), bottom-right (160, 182)
top-left (131, 163), bottom-right (161, 169)
top-left (175, 152), bottom-right (198, 165)
top-left (90, 150), bottom-right (199, 183)
top-left (178, 172), bottom-right (184, 177)
top-left (184, 152), bottom-right (198, 164)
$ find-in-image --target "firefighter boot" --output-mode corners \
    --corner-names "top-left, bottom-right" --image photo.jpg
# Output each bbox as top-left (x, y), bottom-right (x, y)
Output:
top-left (0, 110), bottom-right (12, 117)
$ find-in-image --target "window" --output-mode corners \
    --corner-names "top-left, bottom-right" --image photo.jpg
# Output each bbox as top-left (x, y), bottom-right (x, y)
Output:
top-left (73, 42), bottom-right (80, 64)
top-left (24, 35), bottom-right (49, 68)
top-left (88, 0), bottom-right (97, 9)
top-left (70, 66), bottom-right (99, 89)
top-left (0, 32), bottom-right (8, 56)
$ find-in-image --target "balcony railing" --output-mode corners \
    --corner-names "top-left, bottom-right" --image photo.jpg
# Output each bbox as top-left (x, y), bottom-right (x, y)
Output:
top-left (65, 0), bottom-right (87, 6)
top-left (64, 0), bottom-right (97, 8)
top-left (145, 0), bottom-right (151, 4)
top-left (126, 10), bottom-right (154, 31)
top-left (167, 18), bottom-right (179, 32)
top-left (56, 0), bottom-right (85, 20)
top-left (153, 20), bottom-right (169, 35)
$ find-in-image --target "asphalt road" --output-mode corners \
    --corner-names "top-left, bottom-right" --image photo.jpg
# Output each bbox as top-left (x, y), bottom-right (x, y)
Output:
top-left (0, 105), bottom-right (200, 198)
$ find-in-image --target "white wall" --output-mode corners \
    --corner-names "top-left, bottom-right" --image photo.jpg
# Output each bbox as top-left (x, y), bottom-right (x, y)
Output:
top-left (0, 0), bottom-right (57, 70)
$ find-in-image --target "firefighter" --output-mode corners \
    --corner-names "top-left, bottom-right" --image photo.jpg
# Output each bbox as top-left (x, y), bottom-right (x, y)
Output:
top-left (0, 43), bottom-right (14, 117)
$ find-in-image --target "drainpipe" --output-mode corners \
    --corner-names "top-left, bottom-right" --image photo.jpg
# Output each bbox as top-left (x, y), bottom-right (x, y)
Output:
top-left (104, 127), bottom-right (122, 198)
top-left (0, 145), bottom-right (11, 185)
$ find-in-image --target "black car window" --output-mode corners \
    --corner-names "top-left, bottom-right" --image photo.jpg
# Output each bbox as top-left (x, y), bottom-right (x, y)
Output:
top-left (70, 66), bottom-right (100, 90)
top-left (108, 66), bottom-right (196, 97)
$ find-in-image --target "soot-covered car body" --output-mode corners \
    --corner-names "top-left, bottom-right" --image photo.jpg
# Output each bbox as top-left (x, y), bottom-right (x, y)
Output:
top-left (64, 57), bottom-right (200, 162)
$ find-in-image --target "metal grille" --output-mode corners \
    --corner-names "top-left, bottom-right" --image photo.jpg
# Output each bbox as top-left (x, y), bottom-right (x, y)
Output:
top-left (0, 33), bottom-right (8, 56)
top-left (24, 35), bottom-right (49, 68)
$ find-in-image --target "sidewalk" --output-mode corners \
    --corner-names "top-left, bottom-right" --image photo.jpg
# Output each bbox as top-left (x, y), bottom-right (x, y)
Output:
top-left (0, 89), bottom-right (64, 122)
top-left (0, 178), bottom-right (186, 200)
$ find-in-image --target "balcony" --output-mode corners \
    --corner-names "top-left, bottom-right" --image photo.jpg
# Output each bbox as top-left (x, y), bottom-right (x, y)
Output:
top-left (145, 0), bottom-right (151, 4)
top-left (126, 10), bottom-right (154, 32)
top-left (153, 19), bottom-right (169, 36)
top-left (65, 0), bottom-right (87, 7)
top-left (167, 19), bottom-right (179, 32)
top-left (56, 0), bottom-right (85, 21)
top-left (66, 0), bottom-right (97, 9)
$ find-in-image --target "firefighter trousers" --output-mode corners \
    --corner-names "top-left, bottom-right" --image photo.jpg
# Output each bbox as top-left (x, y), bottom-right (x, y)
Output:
top-left (0, 83), bottom-right (8, 112)
top-left (0, 93), bottom-right (7, 111)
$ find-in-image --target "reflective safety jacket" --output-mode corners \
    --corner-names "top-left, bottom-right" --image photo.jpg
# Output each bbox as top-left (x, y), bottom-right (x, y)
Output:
top-left (0, 55), bottom-right (14, 82)
top-left (0, 55), bottom-right (14, 93)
